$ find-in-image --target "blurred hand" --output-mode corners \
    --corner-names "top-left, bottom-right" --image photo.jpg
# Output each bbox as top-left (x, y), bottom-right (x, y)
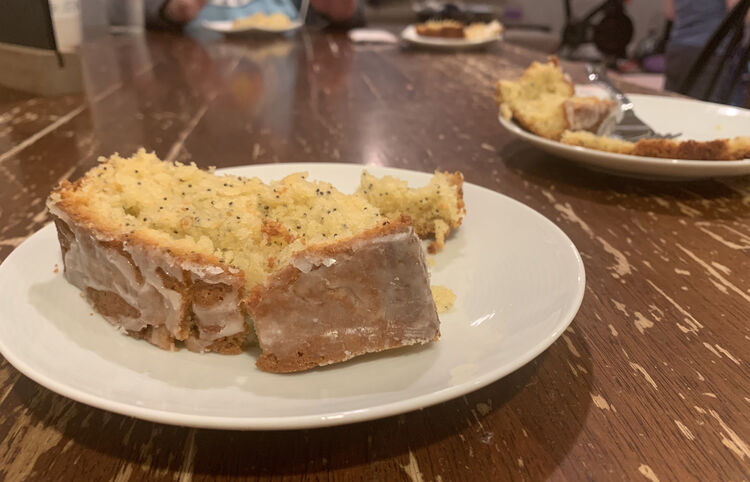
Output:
top-left (163, 0), bottom-right (208, 24)
top-left (309, 0), bottom-right (357, 22)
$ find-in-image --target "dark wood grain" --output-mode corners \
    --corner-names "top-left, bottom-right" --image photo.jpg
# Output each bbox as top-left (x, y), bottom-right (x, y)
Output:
top-left (0, 28), bottom-right (748, 482)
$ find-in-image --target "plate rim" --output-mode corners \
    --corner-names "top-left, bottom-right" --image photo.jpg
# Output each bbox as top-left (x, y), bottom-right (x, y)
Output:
top-left (201, 19), bottom-right (303, 34)
top-left (0, 163), bottom-right (585, 430)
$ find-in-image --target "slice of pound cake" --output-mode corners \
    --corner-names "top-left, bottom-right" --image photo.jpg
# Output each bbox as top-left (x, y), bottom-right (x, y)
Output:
top-left (47, 150), bottom-right (441, 373)
top-left (415, 20), bottom-right (466, 38)
top-left (495, 56), bottom-right (616, 140)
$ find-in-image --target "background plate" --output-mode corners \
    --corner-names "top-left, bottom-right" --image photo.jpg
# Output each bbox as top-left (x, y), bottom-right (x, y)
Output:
top-left (499, 93), bottom-right (750, 180)
top-left (0, 163), bottom-right (584, 430)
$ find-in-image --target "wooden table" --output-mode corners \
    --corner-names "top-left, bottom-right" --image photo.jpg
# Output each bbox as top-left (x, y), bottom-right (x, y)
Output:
top-left (0, 29), bottom-right (748, 481)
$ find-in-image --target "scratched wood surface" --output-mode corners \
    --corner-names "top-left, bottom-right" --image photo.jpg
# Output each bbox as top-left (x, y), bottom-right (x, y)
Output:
top-left (0, 30), bottom-right (748, 482)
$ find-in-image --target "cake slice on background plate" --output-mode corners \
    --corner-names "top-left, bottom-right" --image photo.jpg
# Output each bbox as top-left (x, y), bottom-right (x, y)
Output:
top-left (495, 56), bottom-right (616, 140)
top-left (415, 19), bottom-right (465, 38)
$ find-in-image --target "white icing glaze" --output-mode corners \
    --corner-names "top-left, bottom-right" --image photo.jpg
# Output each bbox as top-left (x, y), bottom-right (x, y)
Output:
top-left (188, 270), bottom-right (246, 352)
top-left (564, 99), bottom-right (614, 132)
top-left (291, 230), bottom-right (411, 274)
top-left (252, 225), bottom-right (439, 370)
top-left (48, 202), bottom-right (247, 351)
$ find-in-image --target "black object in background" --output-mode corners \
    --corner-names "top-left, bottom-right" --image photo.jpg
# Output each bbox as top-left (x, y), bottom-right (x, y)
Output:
top-left (413, 2), bottom-right (495, 24)
top-left (559, 0), bottom-right (633, 60)
top-left (0, 0), bottom-right (58, 51)
top-left (677, 0), bottom-right (750, 105)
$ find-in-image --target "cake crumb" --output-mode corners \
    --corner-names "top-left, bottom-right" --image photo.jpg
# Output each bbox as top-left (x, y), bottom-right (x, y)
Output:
top-left (426, 256), bottom-right (435, 267)
top-left (356, 170), bottom-right (465, 253)
top-left (431, 285), bottom-right (456, 313)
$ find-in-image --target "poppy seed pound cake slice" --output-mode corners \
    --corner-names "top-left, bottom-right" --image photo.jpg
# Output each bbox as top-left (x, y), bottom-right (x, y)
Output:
top-left (47, 150), bottom-right (440, 372)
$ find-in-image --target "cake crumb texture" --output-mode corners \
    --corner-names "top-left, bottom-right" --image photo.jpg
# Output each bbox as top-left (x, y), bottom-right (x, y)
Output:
top-left (495, 56), bottom-right (614, 141)
top-left (356, 170), bottom-right (465, 253)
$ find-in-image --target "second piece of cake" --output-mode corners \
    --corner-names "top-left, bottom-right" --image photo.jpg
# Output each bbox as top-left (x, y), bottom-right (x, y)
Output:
top-left (495, 56), bottom-right (615, 141)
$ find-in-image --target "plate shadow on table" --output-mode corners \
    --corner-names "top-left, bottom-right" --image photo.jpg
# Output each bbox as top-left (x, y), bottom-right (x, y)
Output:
top-left (501, 141), bottom-right (750, 222)
top-left (11, 323), bottom-right (594, 480)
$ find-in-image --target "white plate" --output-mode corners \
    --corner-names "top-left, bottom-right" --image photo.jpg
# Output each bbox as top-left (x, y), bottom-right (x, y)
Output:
top-left (499, 94), bottom-right (750, 180)
top-left (201, 19), bottom-right (303, 35)
top-left (401, 25), bottom-right (501, 49)
top-left (0, 164), bottom-right (584, 430)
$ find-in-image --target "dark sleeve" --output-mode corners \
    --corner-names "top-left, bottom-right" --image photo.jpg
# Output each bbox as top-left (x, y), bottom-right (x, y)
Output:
top-left (143, 0), bottom-right (183, 30)
top-left (297, 0), bottom-right (366, 28)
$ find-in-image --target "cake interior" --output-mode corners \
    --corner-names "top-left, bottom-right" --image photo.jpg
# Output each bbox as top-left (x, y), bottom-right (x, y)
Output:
top-left (496, 58), bottom-right (574, 140)
top-left (357, 170), bottom-right (465, 253)
top-left (52, 150), bottom-right (385, 291)
top-left (496, 57), bottom-right (615, 141)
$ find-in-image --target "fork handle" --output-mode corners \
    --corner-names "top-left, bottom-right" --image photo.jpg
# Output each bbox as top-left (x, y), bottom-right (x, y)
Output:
top-left (585, 63), bottom-right (633, 111)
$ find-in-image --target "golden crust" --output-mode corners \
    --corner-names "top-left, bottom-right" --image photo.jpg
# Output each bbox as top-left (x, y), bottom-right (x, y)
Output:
top-left (560, 130), bottom-right (635, 154)
top-left (633, 138), bottom-right (733, 160)
top-left (729, 137), bottom-right (750, 159)
top-left (561, 131), bottom-right (750, 161)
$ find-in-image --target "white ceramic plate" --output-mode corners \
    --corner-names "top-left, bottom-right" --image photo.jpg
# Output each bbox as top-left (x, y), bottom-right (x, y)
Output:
top-left (201, 19), bottom-right (303, 35)
top-left (499, 94), bottom-right (750, 180)
top-left (400, 25), bottom-right (501, 49)
top-left (0, 164), bottom-right (584, 430)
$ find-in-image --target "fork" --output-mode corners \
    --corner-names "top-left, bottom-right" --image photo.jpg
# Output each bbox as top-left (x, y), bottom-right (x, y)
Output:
top-left (585, 63), bottom-right (681, 142)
